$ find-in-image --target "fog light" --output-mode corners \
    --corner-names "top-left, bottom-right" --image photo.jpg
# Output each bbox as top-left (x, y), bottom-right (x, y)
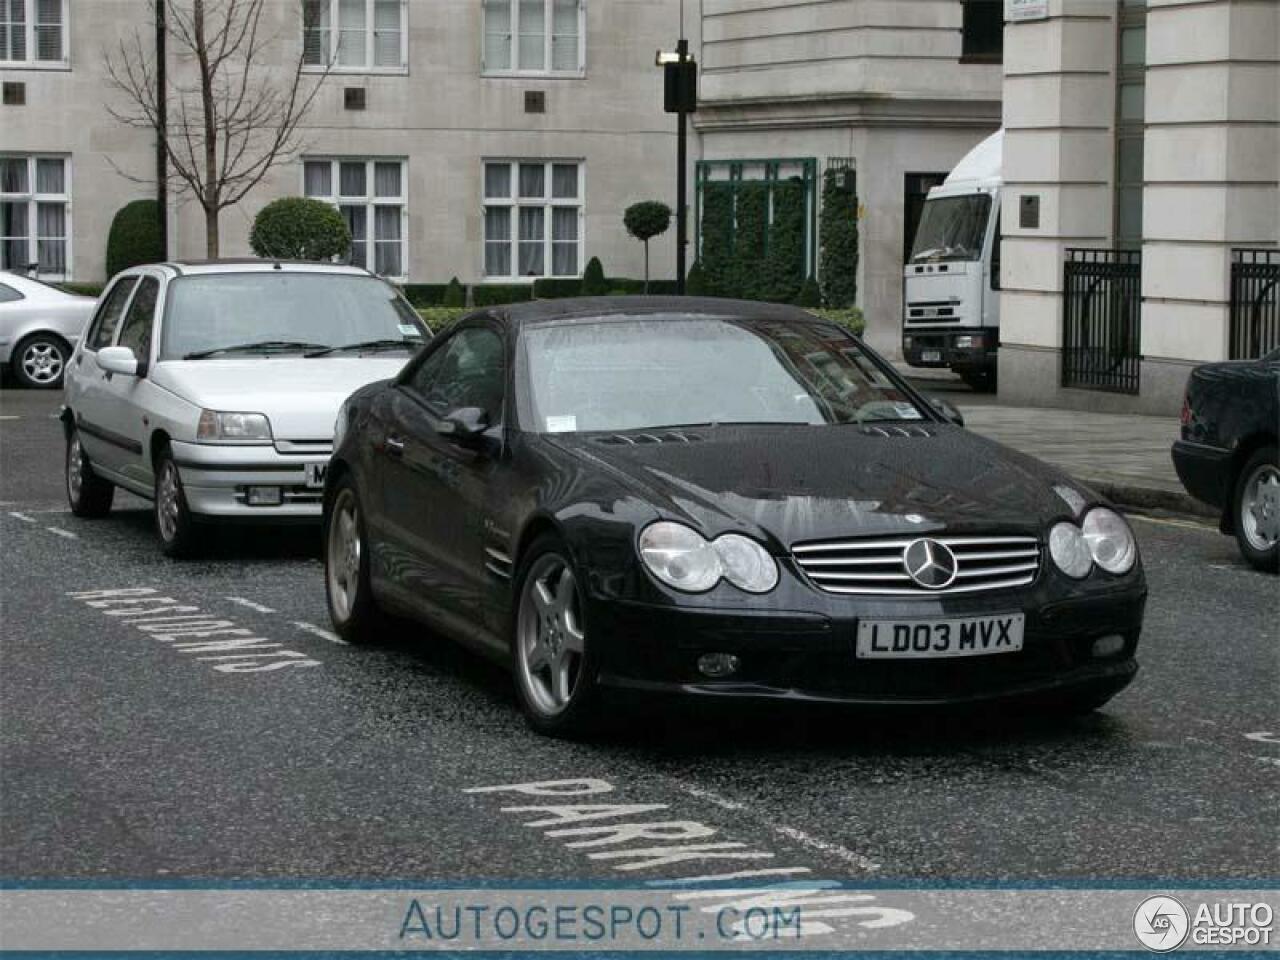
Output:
top-left (1092, 634), bottom-right (1125, 658)
top-left (246, 486), bottom-right (283, 506)
top-left (697, 653), bottom-right (741, 678)
top-left (955, 334), bottom-right (983, 349)
top-left (903, 336), bottom-right (913, 350)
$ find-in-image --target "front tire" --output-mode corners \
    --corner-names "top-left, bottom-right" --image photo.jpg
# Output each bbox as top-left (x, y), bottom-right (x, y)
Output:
top-left (65, 425), bottom-right (114, 517)
top-left (324, 476), bottom-right (385, 643)
top-left (1233, 445), bottom-right (1279, 573)
top-left (12, 333), bottom-right (69, 389)
top-left (154, 447), bottom-right (198, 558)
top-left (511, 535), bottom-right (600, 737)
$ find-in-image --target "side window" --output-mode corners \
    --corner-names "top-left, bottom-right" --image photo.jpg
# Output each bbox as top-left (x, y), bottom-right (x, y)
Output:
top-left (86, 278), bottom-right (139, 352)
top-left (116, 277), bottom-right (160, 360)
top-left (990, 211), bottom-right (1001, 291)
top-left (406, 326), bottom-right (505, 423)
top-left (0, 283), bottom-right (23, 303)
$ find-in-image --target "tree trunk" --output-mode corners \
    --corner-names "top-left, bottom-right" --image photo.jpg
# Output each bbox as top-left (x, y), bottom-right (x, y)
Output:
top-left (643, 240), bottom-right (650, 294)
top-left (204, 207), bottom-right (219, 259)
top-left (194, 0), bottom-right (220, 258)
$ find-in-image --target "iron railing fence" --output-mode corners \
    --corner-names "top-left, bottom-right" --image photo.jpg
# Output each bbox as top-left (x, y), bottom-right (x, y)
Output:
top-left (1062, 248), bottom-right (1142, 394)
top-left (1229, 248), bottom-right (1280, 360)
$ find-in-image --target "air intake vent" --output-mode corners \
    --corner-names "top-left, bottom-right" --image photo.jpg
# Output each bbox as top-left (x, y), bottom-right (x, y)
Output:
top-left (2, 82), bottom-right (25, 106)
top-left (344, 87), bottom-right (366, 110)
top-left (524, 90), bottom-right (546, 113)
top-left (859, 424), bottom-right (936, 438)
top-left (593, 431), bottom-right (703, 446)
top-left (792, 535), bottom-right (1041, 596)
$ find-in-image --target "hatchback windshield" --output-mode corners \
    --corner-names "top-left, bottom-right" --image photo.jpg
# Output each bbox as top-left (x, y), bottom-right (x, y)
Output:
top-left (909, 194), bottom-right (991, 263)
top-left (161, 273), bottom-right (426, 360)
top-left (522, 316), bottom-right (926, 433)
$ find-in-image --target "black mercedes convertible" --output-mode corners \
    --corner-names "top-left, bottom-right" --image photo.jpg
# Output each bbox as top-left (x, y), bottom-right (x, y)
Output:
top-left (322, 298), bottom-right (1146, 735)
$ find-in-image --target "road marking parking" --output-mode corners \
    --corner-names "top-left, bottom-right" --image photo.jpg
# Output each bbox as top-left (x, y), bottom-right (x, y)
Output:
top-left (227, 596), bottom-right (277, 614)
top-left (292, 620), bottom-right (347, 645)
top-left (66, 588), bottom-right (322, 675)
top-left (45, 526), bottom-right (77, 539)
top-left (7, 511), bottom-right (35, 523)
top-left (463, 778), bottom-right (910, 939)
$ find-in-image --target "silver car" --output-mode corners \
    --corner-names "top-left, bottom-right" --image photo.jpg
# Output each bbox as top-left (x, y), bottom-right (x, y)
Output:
top-left (0, 272), bottom-right (96, 388)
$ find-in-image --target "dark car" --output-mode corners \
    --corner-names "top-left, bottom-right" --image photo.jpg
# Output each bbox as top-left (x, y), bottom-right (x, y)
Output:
top-left (1171, 348), bottom-right (1279, 572)
top-left (322, 298), bottom-right (1146, 735)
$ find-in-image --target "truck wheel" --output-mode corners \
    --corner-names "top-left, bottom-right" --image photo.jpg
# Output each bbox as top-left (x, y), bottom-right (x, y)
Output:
top-left (960, 370), bottom-right (996, 393)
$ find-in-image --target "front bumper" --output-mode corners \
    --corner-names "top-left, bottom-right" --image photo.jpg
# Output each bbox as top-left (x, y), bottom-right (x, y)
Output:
top-left (903, 328), bottom-right (997, 375)
top-left (587, 587), bottom-right (1144, 707)
top-left (1171, 439), bottom-right (1233, 512)
top-left (170, 440), bottom-right (328, 519)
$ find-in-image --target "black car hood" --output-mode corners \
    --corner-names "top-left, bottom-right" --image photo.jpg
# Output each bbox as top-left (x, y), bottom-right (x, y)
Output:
top-left (546, 424), bottom-right (1083, 546)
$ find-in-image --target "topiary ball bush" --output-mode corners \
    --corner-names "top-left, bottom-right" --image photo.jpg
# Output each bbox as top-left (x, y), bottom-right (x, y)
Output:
top-left (249, 197), bottom-right (351, 262)
top-left (106, 199), bottom-right (165, 278)
top-left (581, 256), bottom-right (609, 296)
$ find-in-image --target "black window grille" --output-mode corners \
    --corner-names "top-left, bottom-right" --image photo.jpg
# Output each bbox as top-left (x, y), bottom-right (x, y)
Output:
top-left (1062, 248), bottom-right (1142, 395)
top-left (1230, 248), bottom-right (1280, 359)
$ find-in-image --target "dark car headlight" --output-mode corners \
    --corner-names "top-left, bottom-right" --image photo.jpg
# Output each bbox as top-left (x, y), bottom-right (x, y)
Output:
top-left (638, 521), bottom-right (779, 594)
top-left (1049, 507), bottom-right (1136, 578)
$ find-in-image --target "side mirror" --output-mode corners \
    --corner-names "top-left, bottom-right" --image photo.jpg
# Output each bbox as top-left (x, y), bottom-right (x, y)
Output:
top-left (97, 346), bottom-right (139, 377)
top-left (437, 406), bottom-right (490, 444)
top-left (927, 394), bottom-right (965, 427)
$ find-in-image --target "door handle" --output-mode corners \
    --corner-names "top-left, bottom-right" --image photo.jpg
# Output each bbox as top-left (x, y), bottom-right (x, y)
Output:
top-left (384, 436), bottom-right (405, 458)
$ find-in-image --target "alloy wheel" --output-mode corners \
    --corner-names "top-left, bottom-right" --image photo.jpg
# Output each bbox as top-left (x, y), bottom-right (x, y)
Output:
top-left (517, 554), bottom-right (586, 717)
top-left (327, 489), bottom-right (362, 624)
top-left (1241, 463), bottom-right (1280, 552)
top-left (157, 460), bottom-right (182, 543)
top-left (67, 433), bottom-right (84, 503)
top-left (22, 340), bottom-right (64, 386)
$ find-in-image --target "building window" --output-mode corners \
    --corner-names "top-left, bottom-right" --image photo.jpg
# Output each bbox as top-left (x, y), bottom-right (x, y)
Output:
top-left (960, 0), bottom-right (1002, 63)
top-left (304, 158), bottom-right (407, 279)
top-left (0, 0), bottom-right (68, 67)
top-left (303, 0), bottom-right (407, 72)
top-left (0, 155), bottom-right (70, 279)
top-left (483, 160), bottom-right (582, 279)
top-left (483, 0), bottom-right (584, 75)
top-left (1114, 0), bottom-right (1146, 248)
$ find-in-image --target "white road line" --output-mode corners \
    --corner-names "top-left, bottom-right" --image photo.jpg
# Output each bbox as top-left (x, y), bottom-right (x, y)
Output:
top-left (0, 415), bottom-right (19, 421)
top-left (7, 511), bottom-right (36, 523)
top-left (45, 526), bottom-right (78, 539)
top-left (291, 620), bottom-right (347, 645)
top-left (227, 596), bottom-right (277, 614)
top-left (1128, 514), bottom-right (1215, 532)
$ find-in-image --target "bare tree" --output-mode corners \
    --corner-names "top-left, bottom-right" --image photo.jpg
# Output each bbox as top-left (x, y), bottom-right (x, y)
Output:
top-left (106, 0), bottom-right (328, 257)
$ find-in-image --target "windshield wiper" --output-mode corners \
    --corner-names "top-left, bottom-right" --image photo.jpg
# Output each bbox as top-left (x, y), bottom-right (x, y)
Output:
top-left (183, 340), bottom-right (329, 360)
top-left (304, 338), bottom-right (422, 358)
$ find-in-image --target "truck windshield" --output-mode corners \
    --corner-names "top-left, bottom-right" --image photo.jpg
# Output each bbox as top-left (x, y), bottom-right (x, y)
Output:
top-left (910, 194), bottom-right (991, 263)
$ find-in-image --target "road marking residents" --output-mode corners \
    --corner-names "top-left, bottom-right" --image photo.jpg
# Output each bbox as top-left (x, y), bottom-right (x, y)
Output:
top-left (463, 778), bottom-right (913, 939)
top-left (46, 526), bottom-right (78, 539)
top-left (227, 596), bottom-right (277, 614)
top-left (292, 620), bottom-right (347, 645)
top-left (7, 511), bottom-right (35, 523)
top-left (66, 588), bottom-right (321, 675)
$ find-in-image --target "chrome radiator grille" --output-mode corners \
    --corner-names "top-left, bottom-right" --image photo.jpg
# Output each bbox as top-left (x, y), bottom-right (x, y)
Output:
top-left (792, 535), bottom-right (1041, 596)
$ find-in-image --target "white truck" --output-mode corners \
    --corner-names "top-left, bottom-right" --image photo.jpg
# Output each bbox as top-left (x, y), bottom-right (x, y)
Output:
top-left (902, 130), bottom-right (1002, 390)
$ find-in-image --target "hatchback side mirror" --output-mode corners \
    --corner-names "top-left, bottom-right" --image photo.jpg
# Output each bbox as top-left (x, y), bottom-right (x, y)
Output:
top-left (437, 406), bottom-right (490, 443)
top-left (927, 394), bottom-right (965, 427)
top-left (97, 346), bottom-right (139, 377)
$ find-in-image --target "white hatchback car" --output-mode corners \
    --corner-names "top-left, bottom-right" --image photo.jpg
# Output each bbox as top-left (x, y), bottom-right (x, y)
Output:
top-left (61, 260), bottom-right (430, 556)
top-left (0, 272), bottom-right (96, 388)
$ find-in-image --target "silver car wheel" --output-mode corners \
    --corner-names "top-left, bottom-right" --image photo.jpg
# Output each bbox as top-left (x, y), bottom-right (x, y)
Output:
top-left (156, 460), bottom-right (182, 543)
top-left (517, 554), bottom-right (586, 717)
top-left (66, 432), bottom-right (85, 502)
top-left (21, 340), bottom-right (64, 385)
top-left (327, 489), bottom-right (362, 624)
top-left (1241, 462), bottom-right (1280, 552)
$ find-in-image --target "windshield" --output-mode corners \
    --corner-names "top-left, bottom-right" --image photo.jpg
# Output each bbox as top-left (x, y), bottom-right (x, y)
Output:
top-left (160, 273), bottom-right (426, 360)
top-left (521, 315), bottom-right (926, 434)
top-left (909, 194), bottom-right (991, 263)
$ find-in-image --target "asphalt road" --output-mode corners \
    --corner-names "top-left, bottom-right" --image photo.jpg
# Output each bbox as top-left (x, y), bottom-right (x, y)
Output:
top-left (1, 386), bottom-right (1276, 888)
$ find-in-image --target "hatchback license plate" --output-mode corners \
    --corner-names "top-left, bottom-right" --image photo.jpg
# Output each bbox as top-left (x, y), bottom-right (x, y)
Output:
top-left (921, 349), bottom-right (942, 363)
top-left (304, 462), bottom-right (328, 489)
top-left (856, 614), bottom-right (1025, 659)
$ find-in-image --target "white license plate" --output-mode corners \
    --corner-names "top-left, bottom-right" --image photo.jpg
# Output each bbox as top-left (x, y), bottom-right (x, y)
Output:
top-left (921, 349), bottom-right (942, 363)
top-left (856, 614), bottom-right (1025, 659)
top-left (304, 462), bottom-right (328, 489)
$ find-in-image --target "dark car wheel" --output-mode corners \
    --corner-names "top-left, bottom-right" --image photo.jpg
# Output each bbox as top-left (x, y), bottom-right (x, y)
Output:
top-left (154, 447), bottom-right (199, 559)
top-left (1234, 444), bottom-right (1279, 573)
top-left (512, 535), bottom-right (600, 737)
top-left (324, 477), bottom-right (386, 643)
top-left (65, 425), bottom-right (114, 517)
top-left (12, 333), bottom-right (69, 389)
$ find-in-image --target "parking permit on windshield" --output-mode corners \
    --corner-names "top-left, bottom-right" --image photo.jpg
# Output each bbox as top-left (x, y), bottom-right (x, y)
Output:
top-left (895, 402), bottom-right (923, 419)
top-left (545, 415), bottom-right (577, 433)
top-left (398, 324), bottom-right (419, 337)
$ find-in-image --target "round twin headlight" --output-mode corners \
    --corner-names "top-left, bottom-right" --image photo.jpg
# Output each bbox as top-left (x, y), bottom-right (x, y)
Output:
top-left (1049, 507), bottom-right (1137, 578)
top-left (638, 522), bottom-right (779, 594)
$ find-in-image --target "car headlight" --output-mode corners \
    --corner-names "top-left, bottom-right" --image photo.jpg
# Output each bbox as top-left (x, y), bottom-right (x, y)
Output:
top-left (638, 522), bottom-right (778, 594)
top-left (1049, 521), bottom-right (1092, 579)
top-left (196, 410), bottom-right (273, 445)
top-left (1082, 506), bottom-right (1136, 574)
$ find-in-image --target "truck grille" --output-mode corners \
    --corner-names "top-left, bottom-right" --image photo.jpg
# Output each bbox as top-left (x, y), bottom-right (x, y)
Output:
top-left (792, 535), bottom-right (1041, 596)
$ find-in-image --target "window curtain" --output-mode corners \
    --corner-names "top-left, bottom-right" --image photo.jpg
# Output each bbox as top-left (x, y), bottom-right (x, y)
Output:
top-left (483, 0), bottom-right (512, 70)
top-left (551, 208), bottom-right (577, 276)
top-left (518, 207), bottom-right (544, 276)
top-left (35, 157), bottom-right (63, 195)
top-left (373, 206), bottom-right (402, 276)
top-left (484, 163), bottom-right (511, 200)
top-left (373, 0), bottom-right (401, 67)
top-left (551, 0), bottom-right (578, 71)
top-left (339, 161), bottom-right (366, 197)
top-left (0, 201), bottom-right (28, 271)
top-left (304, 161), bottom-right (331, 197)
top-left (484, 207), bottom-right (511, 276)
top-left (36, 202), bottom-right (64, 274)
top-left (373, 162), bottom-right (401, 198)
top-left (302, 0), bottom-right (330, 65)
top-left (342, 205), bottom-right (367, 267)
top-left (518, 163), bottom-right (544, 199)
top-left (0, 158), bottom-right (28, 194)
top-left (551, 163), bottom-right (577, 199)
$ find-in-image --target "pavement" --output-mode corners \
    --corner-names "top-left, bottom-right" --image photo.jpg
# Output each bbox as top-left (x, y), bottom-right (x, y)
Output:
top-left (1, 385), bottom-right (1277, 893)
top-left (902, 369), bottom-right (1207, 519)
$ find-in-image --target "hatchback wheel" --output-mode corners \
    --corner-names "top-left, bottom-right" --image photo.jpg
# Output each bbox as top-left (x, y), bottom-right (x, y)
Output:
top-left (1234, 445), bottom-right (1279, 573)
top-left (512, 536), bottom-right (599, 736)
top-left (154, 448), bottom-right (198, 558)
top-left (12, 334), bottom-right (69, 389)
top-left (324, 477), bottom-right (384, 643)
top-left (65, 425), bottom-right (114, 517)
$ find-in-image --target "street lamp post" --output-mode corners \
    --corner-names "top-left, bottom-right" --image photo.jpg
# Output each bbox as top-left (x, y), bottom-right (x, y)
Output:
top-left (155, 0), bottom-right (168, 257)
top-left (659, 7), bottom-right (696, 294)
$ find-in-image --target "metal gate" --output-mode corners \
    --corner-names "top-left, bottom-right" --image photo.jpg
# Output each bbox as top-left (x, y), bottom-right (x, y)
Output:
top-left (1229, 248), bottom-right (1280, 359)
top-left (1062, 248), bottom-right (1142, 394)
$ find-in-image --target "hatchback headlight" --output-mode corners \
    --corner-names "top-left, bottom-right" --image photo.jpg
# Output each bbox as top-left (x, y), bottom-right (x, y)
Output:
top-left (1081, 506), bottom-right (1136, 574)
top-left (638, 522), bottom-right (778, 594)
top-left (1049, 521), bottom-right (1092, 579)
top-left (196, 410), bottom-right (273, 445)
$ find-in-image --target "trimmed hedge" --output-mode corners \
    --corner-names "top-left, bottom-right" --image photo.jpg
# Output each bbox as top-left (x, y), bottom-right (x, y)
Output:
top-left (402, 283), bottom-right (450, 307)
top-left (819, 168), bottom-right (859, 309)
top-left (809, 307), bottom-right (864, 336)
top-left (418, 307), bottom-right (469, 332)
top-left (59, 282), bottom-right (105, 298)
top-left (106, 199), bottom-right (165, 278)
top-left (473, 284), bottom-right (533, 307)
top-left (532, 277), bottom-right (582, 299)
top-left (581, 257), bottom-right (608, 297)
top-left (249, 196), bottom-right (351, 261)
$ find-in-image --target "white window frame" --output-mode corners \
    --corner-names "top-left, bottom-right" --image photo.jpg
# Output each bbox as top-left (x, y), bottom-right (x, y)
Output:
top-left (302, 157), bottom-right (409, 281)
top-left (481, 0), bottom-right (585, 78)
top-left (0, 0), bottom-right (70, 69)
top-left (0, 154), bottom-right (72, 281)
top-left (302, 0), bottom-right (408, 75)
top-left (481, 159), bottom-right (584, 282)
